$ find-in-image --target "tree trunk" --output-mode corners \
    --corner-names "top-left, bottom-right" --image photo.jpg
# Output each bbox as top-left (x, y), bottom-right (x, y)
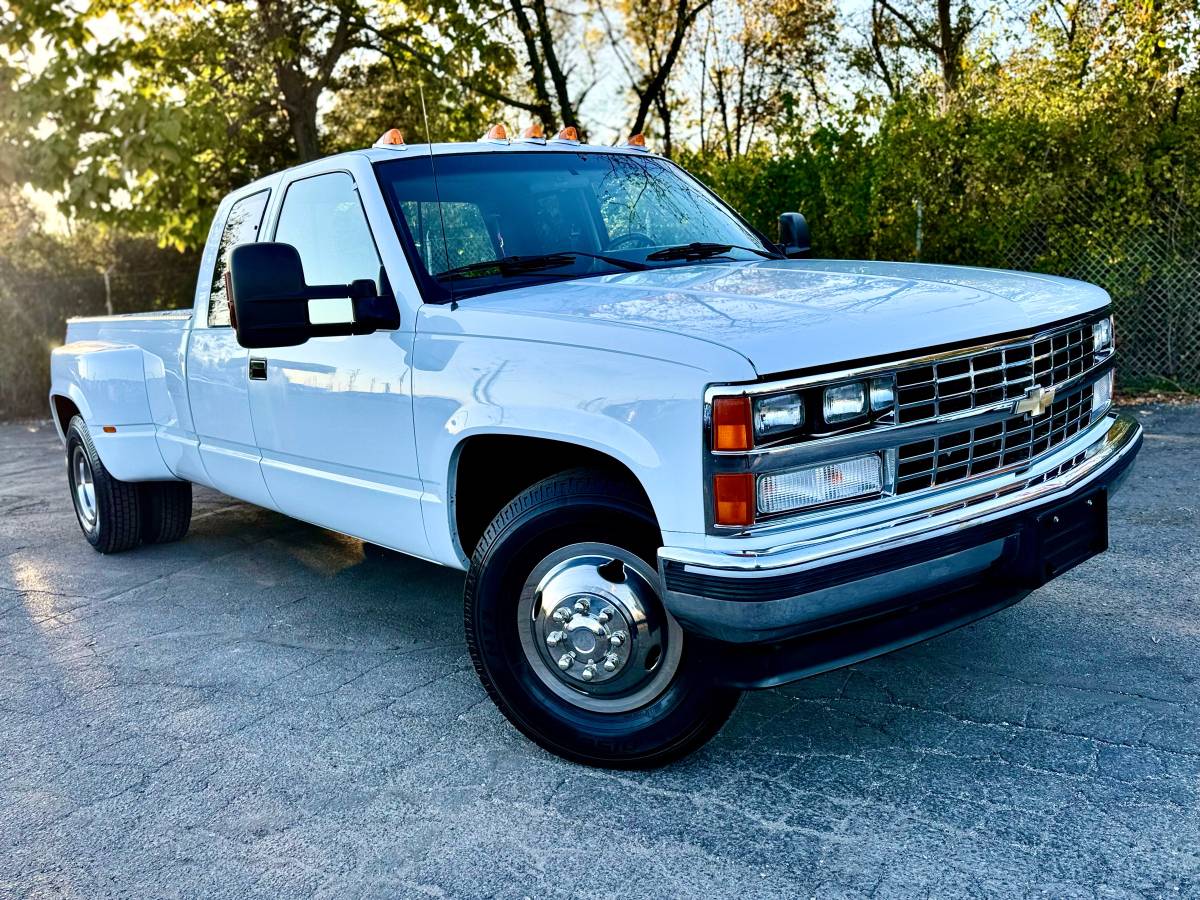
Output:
top-left (507, 0), bottom-right (558, 128)
top-left (530, 0), bottom-right (578, 127)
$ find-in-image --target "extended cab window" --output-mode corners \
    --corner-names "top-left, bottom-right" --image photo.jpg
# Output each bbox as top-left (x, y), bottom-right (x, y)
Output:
top-left (209, 189), bottom-right (269, 327)
top-left (274, 172), bottom-right (381, 291)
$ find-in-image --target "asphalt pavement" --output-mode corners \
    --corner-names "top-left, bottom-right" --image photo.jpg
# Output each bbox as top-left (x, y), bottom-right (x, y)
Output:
top-left (1, 405), bottom-right (1198, 898)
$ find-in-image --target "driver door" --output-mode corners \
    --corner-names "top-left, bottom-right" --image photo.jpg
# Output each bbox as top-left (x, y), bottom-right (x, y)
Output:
top-left (246, 170), bottom-right (427, 557)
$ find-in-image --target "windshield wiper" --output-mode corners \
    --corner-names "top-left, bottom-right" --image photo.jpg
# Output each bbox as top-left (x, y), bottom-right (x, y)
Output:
top-left (645, 242), bottom-right (783, 262)
top-left (437, 251), bottom-right (648, 280)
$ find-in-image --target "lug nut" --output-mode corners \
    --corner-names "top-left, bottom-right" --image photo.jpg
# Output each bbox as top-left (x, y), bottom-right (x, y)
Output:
top-left (574, 597), bottom-right (591, 614)
top-left (610, 630), bottom-right (627, 647)
top-left (557, 653), bottom-right (573, 670)
top-left (553, 608), bottom-right (571, 624)
top-left (581, 663), bottom-right (597, 681)
top-left (597, 608), bottom-right (612, 624)
top-left (603, 653), bottom-right (619, 672)
top-left (546, 630), bottom-right (564, 646)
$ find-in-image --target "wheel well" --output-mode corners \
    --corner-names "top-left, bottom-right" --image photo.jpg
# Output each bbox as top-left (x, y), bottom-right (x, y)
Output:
top-left (51, 395), bottom-right (81, 437)
top-left (452, 435), bottom-right (654, 559)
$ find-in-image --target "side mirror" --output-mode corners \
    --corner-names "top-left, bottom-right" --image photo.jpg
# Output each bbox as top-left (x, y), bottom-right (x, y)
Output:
top-left (227, 242), bottom-right (400, 349)
top-left (778, 212), bottom-right (811, 259)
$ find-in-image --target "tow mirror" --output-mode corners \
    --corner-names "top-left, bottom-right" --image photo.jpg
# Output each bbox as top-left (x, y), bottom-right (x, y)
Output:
top-left (227, 242), bottom-right (400, 349)
top-left (778, 212), bottom-right (811, 258)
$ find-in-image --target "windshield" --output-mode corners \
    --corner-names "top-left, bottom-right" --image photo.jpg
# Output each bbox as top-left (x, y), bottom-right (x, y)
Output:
top-left (374, 151), bottom-right (775, 301)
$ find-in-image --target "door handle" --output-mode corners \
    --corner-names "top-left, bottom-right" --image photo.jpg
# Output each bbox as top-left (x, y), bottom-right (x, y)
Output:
top-left (248, 358), bottom-right (267, 380)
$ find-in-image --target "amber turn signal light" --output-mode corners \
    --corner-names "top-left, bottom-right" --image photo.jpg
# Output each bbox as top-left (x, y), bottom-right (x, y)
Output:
top-left (713, 473), bottom-right (755, 527)
top-left (712, 396), bottom-right (752, 451)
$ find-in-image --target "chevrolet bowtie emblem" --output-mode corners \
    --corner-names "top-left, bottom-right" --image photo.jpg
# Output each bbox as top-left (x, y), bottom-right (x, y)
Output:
top-left (1014, 385), bottom-right (1056, 417)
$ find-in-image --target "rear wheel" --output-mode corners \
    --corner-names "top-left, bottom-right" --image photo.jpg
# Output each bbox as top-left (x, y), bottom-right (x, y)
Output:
top-left (464, 468), bottom-right (741, 767)
top-left (66, 416), bottom-right (141, 553)
top-left (139, 481), bottom-right (192, 544)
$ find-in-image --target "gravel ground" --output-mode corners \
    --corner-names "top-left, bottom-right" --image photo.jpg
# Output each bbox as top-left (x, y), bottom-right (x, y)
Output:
top-left (1, 406), bottom-right (1197, 899)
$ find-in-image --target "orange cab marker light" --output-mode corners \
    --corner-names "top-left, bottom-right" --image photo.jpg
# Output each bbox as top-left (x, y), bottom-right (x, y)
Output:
top-left (102, 426), bottom-right (117, 434)
top-left (550, 126), bottom-right (580, 144)
top-left (624, 132), bottom-right (648, 150)
top-left (373, 128), bottom-right (406, 148)
top-left (713, 473), bottom-right (755, 527)
top-left (481, 123), bottom-right (509, 143)
top-left (712, 396), bottom-right (752, 451)
top-left (520, 123), bottom-right (546, 143)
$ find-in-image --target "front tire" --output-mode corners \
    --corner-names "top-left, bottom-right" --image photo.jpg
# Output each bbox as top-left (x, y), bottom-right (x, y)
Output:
top-left (464, 468), bottom-right (741, 768)
top-left (65, 416), bottom-right (141, 553)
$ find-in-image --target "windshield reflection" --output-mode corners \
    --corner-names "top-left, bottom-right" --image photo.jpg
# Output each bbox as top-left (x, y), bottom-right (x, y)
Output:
top-left (375, 151), bottom-right (774, 301)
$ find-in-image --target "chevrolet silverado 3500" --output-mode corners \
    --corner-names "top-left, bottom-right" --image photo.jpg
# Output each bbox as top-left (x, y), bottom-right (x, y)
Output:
top-left (50, 126), bottom-right (1142, 766)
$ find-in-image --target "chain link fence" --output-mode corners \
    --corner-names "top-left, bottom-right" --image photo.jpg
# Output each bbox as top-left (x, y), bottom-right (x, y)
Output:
top-left (0, 267), bottom-right (196, 419)
top-left (1002, 197), bottom-right (1200, 391)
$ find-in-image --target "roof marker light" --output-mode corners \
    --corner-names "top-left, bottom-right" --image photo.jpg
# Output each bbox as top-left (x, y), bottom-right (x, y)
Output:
top-left (623, 132), bottom-right (649, 151)
top-left (550, 126), bottom-right (580, 144)
top-left (519, 123), bottom-right (546, 144)
top-left (481, 123), bottom-right (509, 144)
top-left (373, 128), bottom-right (406, 148)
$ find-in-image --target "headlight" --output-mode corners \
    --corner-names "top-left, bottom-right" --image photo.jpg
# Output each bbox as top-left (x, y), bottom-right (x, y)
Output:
top-left (753, 392), bottom-right (805, 440)
top-left (1093, 317), bottom-right (1114, 355)
top-left (870, 376), bottom-right (895, 412)
top-left (823, 382), bottom-right (867, 423)
top-left (758, 453), bottom-right (884, 514)
top-left (1092, 369), bottom-right (1114, 416)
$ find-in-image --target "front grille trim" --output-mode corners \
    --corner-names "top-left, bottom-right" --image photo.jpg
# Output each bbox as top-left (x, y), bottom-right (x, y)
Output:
top-left (894, 385), bottom-right (1095, 495)
top-left (894, 320), bottom-right (1096, 426)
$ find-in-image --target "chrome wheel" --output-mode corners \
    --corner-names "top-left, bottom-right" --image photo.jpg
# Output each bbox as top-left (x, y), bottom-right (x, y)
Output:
top-left (70, 445), bottom-right (98, 533)
top-left (518, 542), bottom-right (683, 713)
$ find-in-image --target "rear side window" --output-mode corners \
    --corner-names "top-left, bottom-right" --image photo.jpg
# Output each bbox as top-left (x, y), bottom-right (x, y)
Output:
top-left (208, 189), bottom-right (270, 327)
top-left (274, 172), bottom-right (381, 290)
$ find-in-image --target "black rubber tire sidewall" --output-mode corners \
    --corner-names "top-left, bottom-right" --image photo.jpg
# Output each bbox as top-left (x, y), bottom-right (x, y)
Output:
top-left (465, 470), bottom-right (740, 768)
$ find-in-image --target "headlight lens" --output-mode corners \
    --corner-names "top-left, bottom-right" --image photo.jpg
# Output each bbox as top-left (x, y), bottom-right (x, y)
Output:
top-left (758, 454), bottom-right (884, 514)
top-left (1092, 369), bottom-right (1114, 416)
top-left (823, 382), bottom-right (867, 423)
top-left (753, 392), bottom-right (805, 439)
top-left (1093, 317), bottom-right (1114, 354)
top-left (870, 376), bottom-right (895, 412)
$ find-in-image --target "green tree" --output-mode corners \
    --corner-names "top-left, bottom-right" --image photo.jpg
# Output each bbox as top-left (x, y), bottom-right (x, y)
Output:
top-left (0, 0), bottom-right (522, 250)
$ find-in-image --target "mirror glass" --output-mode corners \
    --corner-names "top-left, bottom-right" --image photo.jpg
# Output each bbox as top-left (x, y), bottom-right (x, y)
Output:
top-left (307, 297), bottom-right (355, 325)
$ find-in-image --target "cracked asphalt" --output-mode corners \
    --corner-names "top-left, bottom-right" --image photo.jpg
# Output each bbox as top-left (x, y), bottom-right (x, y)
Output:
top-left (1, 405), bottom-right (1198, 899)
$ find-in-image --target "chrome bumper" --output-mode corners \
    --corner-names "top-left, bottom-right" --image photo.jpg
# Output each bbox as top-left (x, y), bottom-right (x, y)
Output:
top-left (658, 412), bottom-right (1142, 650)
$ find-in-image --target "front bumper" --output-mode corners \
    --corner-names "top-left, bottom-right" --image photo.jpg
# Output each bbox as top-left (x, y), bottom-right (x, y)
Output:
top-left (658, 412), bottom-right (1142, 688)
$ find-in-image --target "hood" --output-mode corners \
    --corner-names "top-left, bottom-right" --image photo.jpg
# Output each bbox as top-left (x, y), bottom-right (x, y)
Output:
top-left (458, 259), bottom-right (1111, 377)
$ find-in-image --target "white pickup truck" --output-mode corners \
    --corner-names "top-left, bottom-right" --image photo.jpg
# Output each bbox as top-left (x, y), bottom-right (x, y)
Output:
top-left (50, 126), bottom-right (1142, 767)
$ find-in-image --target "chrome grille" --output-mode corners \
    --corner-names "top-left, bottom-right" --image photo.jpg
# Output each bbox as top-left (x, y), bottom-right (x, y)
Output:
top-left (895, 388), bottom-right (1094, 495)
top-left (895, 322), bottom-right (1096, 425)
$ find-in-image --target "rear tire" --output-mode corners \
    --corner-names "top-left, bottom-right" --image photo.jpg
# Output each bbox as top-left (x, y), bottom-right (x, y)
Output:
top-left (464, 468), bottom-right (741, 768)
top-left (65, 416), bottom-right (141, 554)
top-left (139, 481), bottom-right (192, 544)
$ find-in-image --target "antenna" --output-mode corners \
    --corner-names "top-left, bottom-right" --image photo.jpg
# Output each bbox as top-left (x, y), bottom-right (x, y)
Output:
top-left (418, 81), bottom-right (456, 309)
top-left (418, 79), bottom-right (433, 146)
